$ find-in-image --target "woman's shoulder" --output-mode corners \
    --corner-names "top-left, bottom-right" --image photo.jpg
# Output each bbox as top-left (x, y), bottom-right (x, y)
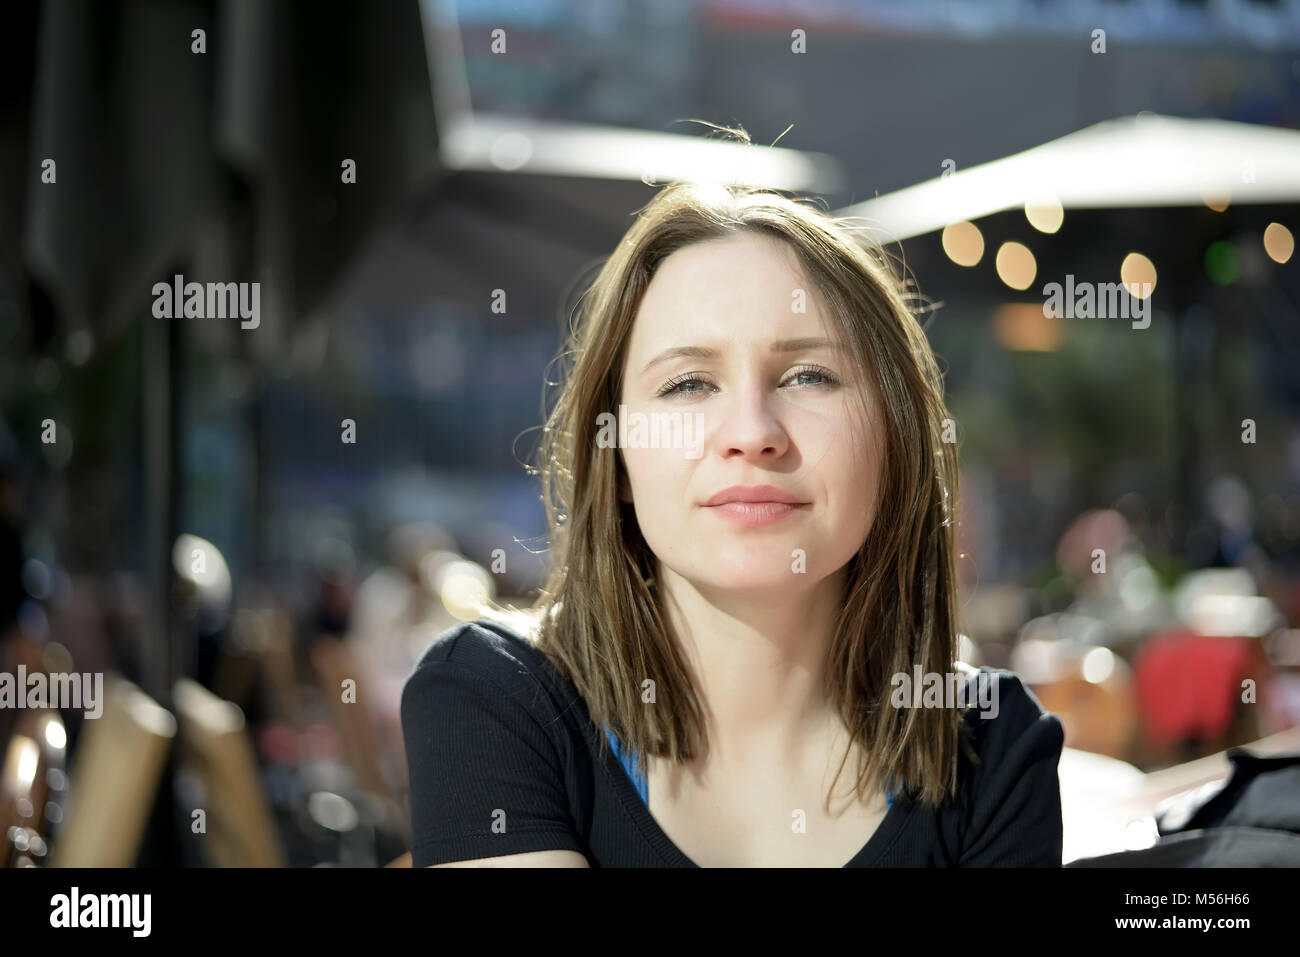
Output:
top-left (410, 615), bottom-right (546, 676)
top-left (402, 616), bottom-right (580, 723)
top-left (951, 664), bottom-right (1065, 811)
top-left (955, 663), bottom-right (1064, 755)
top-left (400, 617), bottom-right (592, 866)
top-left (948, 664), bottom-right (1065, 864)
top-left (955, 661), bottom-right (1049, 713)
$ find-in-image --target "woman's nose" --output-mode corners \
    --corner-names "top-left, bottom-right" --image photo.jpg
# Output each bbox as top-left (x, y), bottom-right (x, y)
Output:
top-left (708, 381), bottom-right (790, 460)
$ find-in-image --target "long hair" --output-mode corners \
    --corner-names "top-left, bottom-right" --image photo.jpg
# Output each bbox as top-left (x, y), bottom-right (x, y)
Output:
top-left (525, 177), bottom-right (970, 811)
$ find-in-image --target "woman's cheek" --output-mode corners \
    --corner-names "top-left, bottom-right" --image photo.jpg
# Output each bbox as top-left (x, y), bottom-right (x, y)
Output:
top-left (623, 447), bottom-right (671, 526)
top-left (634, 440), bottom-right (688, 486)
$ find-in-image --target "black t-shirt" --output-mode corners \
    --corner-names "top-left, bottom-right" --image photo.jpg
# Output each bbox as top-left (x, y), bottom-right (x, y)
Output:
top-left (400, 619), bottom-right (1065, 867)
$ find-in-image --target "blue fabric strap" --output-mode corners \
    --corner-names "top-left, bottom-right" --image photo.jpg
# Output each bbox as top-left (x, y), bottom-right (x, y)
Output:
top-left (604, 725), bottom-right (648, 806)
top-left (606, 724), bottom-right (900, 813)
top-left (886, 772), bottom-right (903, 810)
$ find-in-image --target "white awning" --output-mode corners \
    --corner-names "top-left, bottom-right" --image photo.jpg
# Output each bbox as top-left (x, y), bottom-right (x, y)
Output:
top-left (838, 114), bottom-right (1300, 243)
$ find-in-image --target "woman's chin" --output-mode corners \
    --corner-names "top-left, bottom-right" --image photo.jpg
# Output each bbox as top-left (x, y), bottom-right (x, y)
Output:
top-left (685, 561), bottom-right (820, 598)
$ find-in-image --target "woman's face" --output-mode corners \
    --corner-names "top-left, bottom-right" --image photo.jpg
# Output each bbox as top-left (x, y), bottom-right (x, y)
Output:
top-left (617, 232), bottom-right (885, 597)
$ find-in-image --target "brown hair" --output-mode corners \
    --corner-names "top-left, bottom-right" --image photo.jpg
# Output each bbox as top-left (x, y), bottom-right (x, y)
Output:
top-left (522, 174), bottom-right (973, 811)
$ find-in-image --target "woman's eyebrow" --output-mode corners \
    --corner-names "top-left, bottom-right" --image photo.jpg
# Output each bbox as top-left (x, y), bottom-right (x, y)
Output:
top-left (640, 337), bottom-right (838, 375)
top-left (770, 336), bottom-right (837, 354)
top-left (640, 345), bottom-right (718, 375)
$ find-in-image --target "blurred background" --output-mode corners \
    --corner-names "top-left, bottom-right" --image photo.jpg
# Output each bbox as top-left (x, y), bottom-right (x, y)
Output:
top-left (1, 0), bottom-right (1299, 868)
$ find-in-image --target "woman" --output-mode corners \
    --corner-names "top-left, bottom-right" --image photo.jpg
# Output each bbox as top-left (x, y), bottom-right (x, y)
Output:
top-left (401, 179), bottom-right (1064, 867)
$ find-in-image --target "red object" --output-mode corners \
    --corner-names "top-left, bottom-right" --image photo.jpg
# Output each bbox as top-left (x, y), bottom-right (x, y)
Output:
top-left (1134, 629), bottom-right (1258, 747)
top-left (301, 721), bottom-right (344, 761)
top-left (257, 721), bottom-right (300, 766)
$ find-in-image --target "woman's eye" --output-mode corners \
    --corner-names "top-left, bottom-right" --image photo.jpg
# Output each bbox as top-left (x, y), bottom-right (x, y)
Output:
top-left (656, 367), bottom-right (837, 397)
top-left (783, 366), bottom-right (838, 388)
top-left (657, 375), bottom-right (712, 398)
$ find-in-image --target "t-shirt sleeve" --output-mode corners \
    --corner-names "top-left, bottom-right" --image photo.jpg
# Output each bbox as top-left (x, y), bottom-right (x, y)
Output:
top-left (400, 637), bottom-right (588, 867)
top-left (958, 669), bottom-right (1065, 867)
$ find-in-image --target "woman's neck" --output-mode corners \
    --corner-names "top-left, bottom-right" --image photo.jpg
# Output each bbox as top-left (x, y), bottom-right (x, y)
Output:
top-left (657, 563), bottom-right (848, 770)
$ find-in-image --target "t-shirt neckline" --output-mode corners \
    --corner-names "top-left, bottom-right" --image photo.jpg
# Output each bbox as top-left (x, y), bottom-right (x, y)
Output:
top-left (597, 724), bottom-right (914, 868)
top-left (472, 620), bottom-right (914, 868)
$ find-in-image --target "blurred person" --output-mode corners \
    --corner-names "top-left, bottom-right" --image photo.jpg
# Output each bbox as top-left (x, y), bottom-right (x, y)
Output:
top-left (305, 537), bottom-right (357, 640)
top-left (344, 523), bottom-right (460, 785)
top-left (1054, 507), bottom-right (1174, 646)
top-left (1206, 474), bottom-right (1256, 568)
top-left (402, 177), bottom-right (1064, 867)
top-left (348, 522), bottom-right (456, 677)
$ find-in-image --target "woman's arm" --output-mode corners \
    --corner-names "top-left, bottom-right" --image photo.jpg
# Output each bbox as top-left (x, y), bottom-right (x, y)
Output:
top-left (429, 849), bottom-right (590, 867)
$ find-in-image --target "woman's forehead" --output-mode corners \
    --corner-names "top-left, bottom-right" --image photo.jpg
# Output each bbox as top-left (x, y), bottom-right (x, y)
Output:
top-left (643, 232), bottom-right (806, 300)
top-left (629, 237), bottom-right (833, 349)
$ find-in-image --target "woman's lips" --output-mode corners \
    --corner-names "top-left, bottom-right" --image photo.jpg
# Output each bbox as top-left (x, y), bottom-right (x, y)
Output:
top-left (703, 501), bottom-right (809, 526)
